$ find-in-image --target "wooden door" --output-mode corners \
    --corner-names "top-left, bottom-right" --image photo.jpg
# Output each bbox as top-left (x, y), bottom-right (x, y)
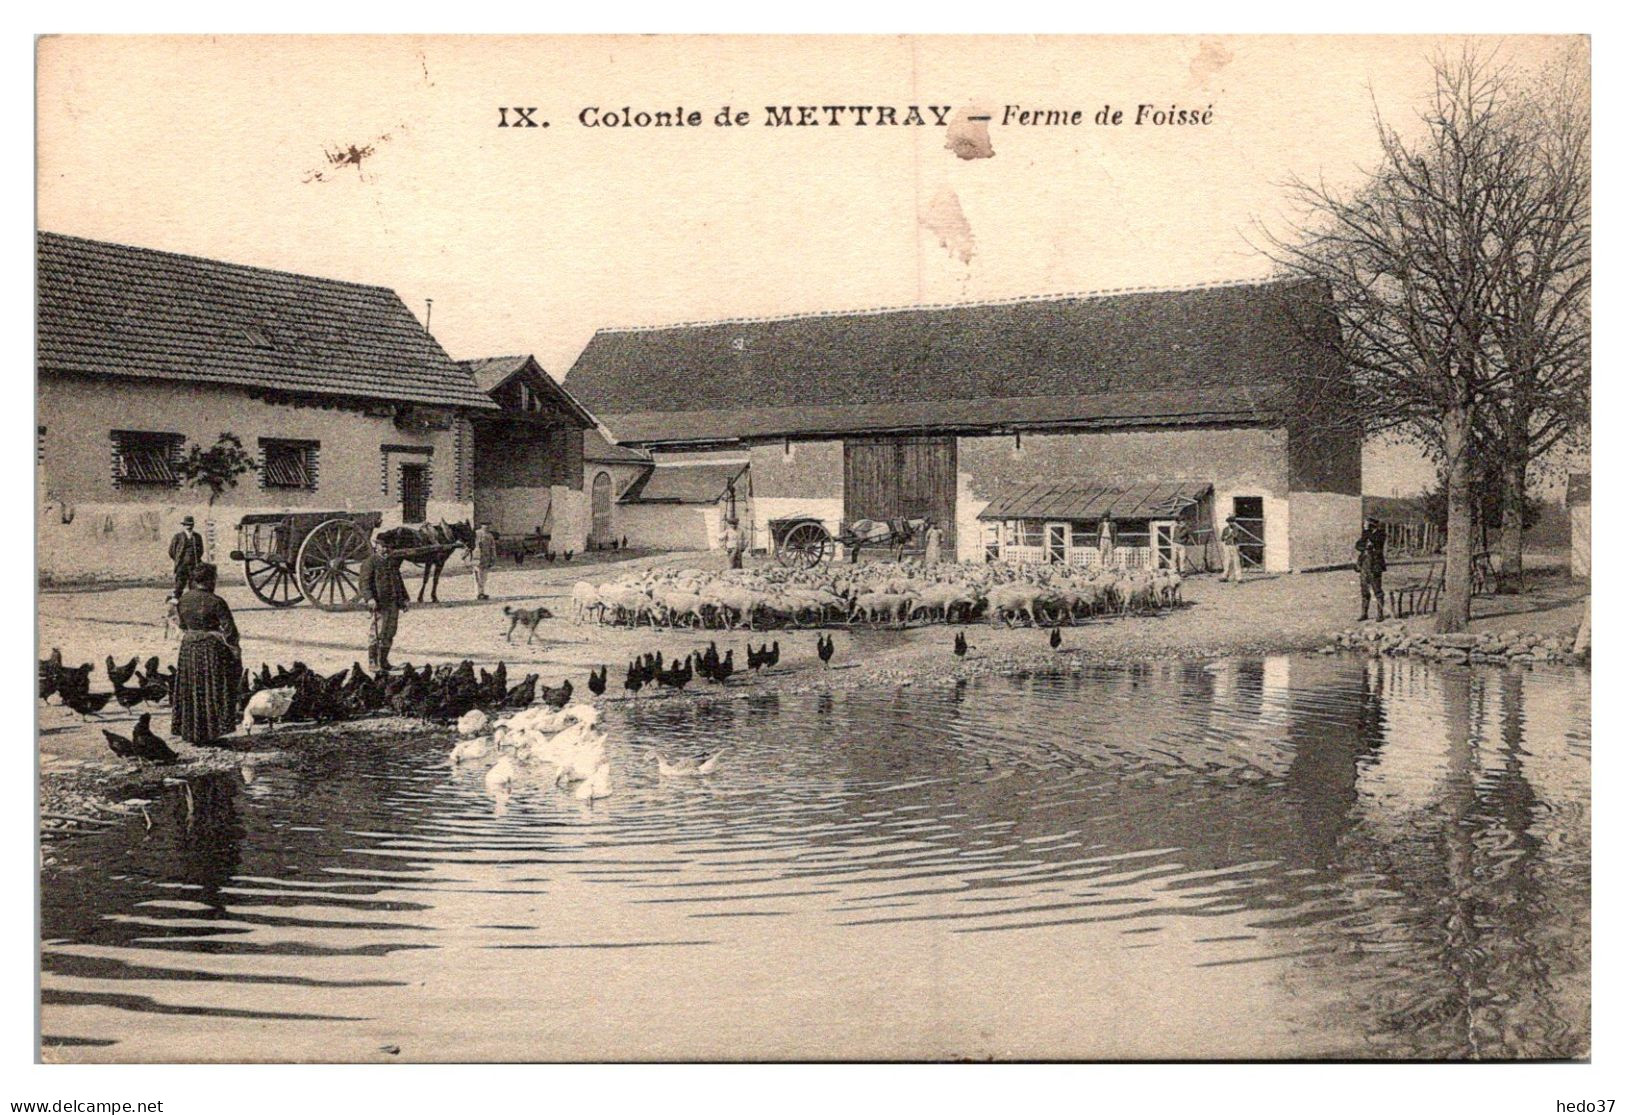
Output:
top-left (844, 436), bottom-right (957, 552)
top-left (400, 463), bottom-right (428, 524)
top-left (590, 472), bottom-right (615, 547)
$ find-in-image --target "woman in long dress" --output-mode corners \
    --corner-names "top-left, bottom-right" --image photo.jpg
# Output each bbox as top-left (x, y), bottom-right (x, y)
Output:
top-left (172, 562), bottom-right (242, 746)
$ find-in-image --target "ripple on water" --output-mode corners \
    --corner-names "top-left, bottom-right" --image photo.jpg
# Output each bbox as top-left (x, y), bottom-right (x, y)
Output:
top-left (40, 655), bottom-right (1589, 1061)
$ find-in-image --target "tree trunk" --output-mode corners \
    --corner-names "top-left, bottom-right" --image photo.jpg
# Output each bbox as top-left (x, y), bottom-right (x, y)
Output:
top-left (1498, 444), bottom-right (1528, 595)
top-left (1437, 405), bottom-right (1475, 633)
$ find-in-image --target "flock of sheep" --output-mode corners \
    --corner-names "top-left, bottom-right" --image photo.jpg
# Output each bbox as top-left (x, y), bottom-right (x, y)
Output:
top-left (569, 560), bottom-right (1185, 631)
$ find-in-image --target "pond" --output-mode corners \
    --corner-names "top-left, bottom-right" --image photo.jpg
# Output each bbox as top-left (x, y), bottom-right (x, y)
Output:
top-left (40, 654), bottom-right (1590, 1062)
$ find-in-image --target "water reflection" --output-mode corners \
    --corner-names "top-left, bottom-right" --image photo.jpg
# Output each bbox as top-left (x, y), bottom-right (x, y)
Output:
top-left (40, 656), bottom-right (1588, 1061)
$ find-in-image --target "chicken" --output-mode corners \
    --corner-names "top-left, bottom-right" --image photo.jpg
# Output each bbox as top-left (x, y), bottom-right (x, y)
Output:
top-left (106, 655), bottom-right (139, 688)
top-left (103, 714), bottom-right (177, 763)
top-left (587, 665), bottom-right (607, 697)
top-left (63, 689), bottom-right (115, 717)
top-left (817, 634), bottom-right (834, 668)
top-left (538, 678), bottom-right (573, 710)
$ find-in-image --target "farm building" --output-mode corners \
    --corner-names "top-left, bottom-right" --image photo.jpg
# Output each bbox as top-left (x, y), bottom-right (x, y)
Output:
top-left (564, 278), bottom-right (1362, 572)
top-left (583, 430), bottom-right (653, 548)
top-left (457, 354), bottom-right (597, 554)
top-left (618, 456), bottom-right (751, 552)
top-left (36, 232), bottom-right (497, 583)
top-left (1568, 472), bottom-right (1589, 580)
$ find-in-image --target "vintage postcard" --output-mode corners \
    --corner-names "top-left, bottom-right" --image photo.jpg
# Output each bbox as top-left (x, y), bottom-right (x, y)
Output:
top-left (35, 34), bottom-right (1590, 1064)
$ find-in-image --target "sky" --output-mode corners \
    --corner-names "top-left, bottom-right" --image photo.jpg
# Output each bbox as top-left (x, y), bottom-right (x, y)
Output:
top-left (36, 34), bottom-right (1585, 494)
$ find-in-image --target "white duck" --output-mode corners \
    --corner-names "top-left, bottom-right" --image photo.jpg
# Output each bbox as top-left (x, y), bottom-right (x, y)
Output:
top-left (239, 687), bottom-right (296, 736)
top-left (573, 761), bottom-right (614, 802)
top-left (484, 754), bottom-right (517, 792)
top-left (451, 735), bottom-right (489, 764)
top-left (654, 749), bottom-right (728, 778)
top-left (456, 709), bottom-right (490, 736)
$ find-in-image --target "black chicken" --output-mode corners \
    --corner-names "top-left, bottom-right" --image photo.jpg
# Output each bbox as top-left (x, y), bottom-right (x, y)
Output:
top-left (816, 634), bottom-right (834, 669)
top-left (623, 661), bottom-right (645, 698)
top-left (113, 680), bottom-right (148, 709)
top-left (710, 649), bottom-right (735, 685)
top-left (539, 678), bottom-right (573, 710)
top-left (587, 665), bottom-right (607, 696)
top-left (1049, 626), bottom-right (1062, 650)
top-left (55, 661), bottom-right (95, 702)
top-left (953, 631), bottom-right (968, 658)
top-left (39, 647), bottom-right (62, 700)
top-left (765, 641), bottom-right (781, 669)
top-left (63, 688), bottom-right (115, 717)
top-left (105, 713), bottom-right (178, 762)
top-left (106, 655), bottom-right (139, 688)
top-left (504, 674), bottom-right (539, 708)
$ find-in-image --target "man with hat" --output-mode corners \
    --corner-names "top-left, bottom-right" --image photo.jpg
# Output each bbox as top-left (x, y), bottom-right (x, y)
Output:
top-left (167, 515), bottom-right (204, 602)
top-left (469, 520), bottom-right (497, 600)
top-left (1219, 515), bottom-right (1244, 584)
top-left (1356, 517), bottom-right (1388, 621)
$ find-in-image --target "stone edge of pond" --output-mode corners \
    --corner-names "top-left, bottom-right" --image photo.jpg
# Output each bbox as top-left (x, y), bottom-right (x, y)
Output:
top-left (1317, 621), bottom-right (1589, 667)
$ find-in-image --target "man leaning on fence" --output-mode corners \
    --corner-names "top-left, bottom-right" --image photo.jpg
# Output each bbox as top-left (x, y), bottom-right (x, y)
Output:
top-left (358, 538), bottom-right (409, 671)
top-left (1356, 518), bottom-right (1388, 622)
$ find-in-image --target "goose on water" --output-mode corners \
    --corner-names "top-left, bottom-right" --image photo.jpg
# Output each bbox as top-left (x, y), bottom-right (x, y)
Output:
top-left (653, 749), bottom-right (728, 778)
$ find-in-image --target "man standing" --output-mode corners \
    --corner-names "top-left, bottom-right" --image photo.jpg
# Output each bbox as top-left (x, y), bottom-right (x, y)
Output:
top-left (1097, 512), bottom-right (1115, 568)
top-left (358, 538), bottom-right (409, 671)
top-left (922, 519), bottom-right (943, 566)
top-left (470, 522), bottom-right (497, 601)
top-left (720, 516), bottom-right (745, 570)
top-left (1356, 517), bottom-right (1388, 621)
top-left (1220, 515), bottom-right (1243, 584)
top-left (167, 515), bottom-right (203, 602)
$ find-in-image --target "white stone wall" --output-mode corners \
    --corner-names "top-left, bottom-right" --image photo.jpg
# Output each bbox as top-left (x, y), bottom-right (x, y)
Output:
top-left (1288, 492), bottom-right (1362, 572)
top-left (619, 503), bottom-right (720, 551)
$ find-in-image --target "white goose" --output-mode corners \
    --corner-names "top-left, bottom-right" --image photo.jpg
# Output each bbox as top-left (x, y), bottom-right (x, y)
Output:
top-left (451, 735), bottom-right (489, 764)
top-left (484, 754), bottom-right (517, 792)
top-left (653, 749), bottom-right (728, 778)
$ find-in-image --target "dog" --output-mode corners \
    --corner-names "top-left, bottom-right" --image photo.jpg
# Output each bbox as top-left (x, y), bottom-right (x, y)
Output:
top-left (503, 604), bottom-right (553, 644)
top-left (162, 596), bottom-right (180, 641)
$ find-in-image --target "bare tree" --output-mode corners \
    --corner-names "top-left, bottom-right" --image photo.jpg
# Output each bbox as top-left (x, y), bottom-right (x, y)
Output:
top-left (1479, 46), bottom-right (1590, 592)
top-left (1261, 50), bottom-right (1527, 631)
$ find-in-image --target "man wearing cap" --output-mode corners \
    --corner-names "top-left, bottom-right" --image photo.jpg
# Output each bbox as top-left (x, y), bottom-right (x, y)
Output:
top-left (167, 515), bottom-right (204, 602)
top-left (1219, 515), bottom-right (1243, 584)
top-left (1356, 517), bottom-right (1388, 621)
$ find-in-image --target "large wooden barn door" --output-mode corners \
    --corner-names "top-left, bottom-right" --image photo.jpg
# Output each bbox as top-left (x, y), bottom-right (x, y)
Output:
top-left (844, 436), bottom-right (957, 552)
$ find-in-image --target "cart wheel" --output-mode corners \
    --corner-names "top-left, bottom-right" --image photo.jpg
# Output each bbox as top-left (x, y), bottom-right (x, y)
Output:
top-left (777, 522), bottom-right (829, 568)
top-left (244, 558), bottom-right (301, 607)
top-left (296, 518), bottom-right (371, 610)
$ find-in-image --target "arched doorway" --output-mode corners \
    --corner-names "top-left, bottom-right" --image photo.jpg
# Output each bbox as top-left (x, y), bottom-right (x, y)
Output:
top-left (590, 471), bottom-right (615, 548)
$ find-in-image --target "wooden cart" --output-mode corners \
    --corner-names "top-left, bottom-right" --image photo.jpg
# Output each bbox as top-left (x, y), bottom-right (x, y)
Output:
top-left (229, 510), bottom-right (383, 610)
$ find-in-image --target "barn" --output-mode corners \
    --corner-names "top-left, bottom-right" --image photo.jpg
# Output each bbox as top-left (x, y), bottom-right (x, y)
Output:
top-left (36, 232), bottom-right (496, 583)
top-left (563, 279), bottom-right (1362, 572)
top-left (456, 354), bottom-right (597, 554)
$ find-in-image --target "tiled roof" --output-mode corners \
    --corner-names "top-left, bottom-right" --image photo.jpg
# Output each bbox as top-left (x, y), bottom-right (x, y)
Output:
top-left (454, 353), bottom-right (596, 426)
top-left (583, 428), bottom-right (652, 464)
top-left (38, 232), bottom-right (496, 410)
top-left (564, 279), bottom-right (1341, 444)
top-left (621, 462), bottom-right (747, 505)
top-left (978, 481), bottom-right (1212, 521)
top-left (594, 385), bottom-right (1289, 445)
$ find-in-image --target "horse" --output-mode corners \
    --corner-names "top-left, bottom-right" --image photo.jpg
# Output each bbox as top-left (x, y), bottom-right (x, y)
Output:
top-left (374, 520), bottom-right (475, 603)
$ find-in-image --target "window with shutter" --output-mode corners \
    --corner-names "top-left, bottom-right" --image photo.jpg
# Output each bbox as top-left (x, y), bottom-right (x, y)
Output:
top-left (111, 431), bottom-right (183, 488)
top-left (260, 439), bottom-right (319, 490)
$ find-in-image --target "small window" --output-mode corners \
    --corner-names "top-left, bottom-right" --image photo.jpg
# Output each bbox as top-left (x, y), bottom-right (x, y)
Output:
top-left (36, 426), bottom-right (45, 466)
top-left (111, 430), bottom-right (182, 487)
top-left (261, 439), bottom-right (319, 490)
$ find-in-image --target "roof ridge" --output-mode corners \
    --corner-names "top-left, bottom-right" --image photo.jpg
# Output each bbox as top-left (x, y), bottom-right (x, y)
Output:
top-left (37, 230), bottom-right (399, 295)
top-left (589, 275), bottom-right (1303, 336)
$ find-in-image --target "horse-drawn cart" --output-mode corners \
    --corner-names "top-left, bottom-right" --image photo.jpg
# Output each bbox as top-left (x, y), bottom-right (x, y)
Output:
top-left (771, 516), bottom-right (931, 568)
top-left (230, 512), bottom-right (471, 609)
top-left (230, 511), bottom-right (383, 610)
